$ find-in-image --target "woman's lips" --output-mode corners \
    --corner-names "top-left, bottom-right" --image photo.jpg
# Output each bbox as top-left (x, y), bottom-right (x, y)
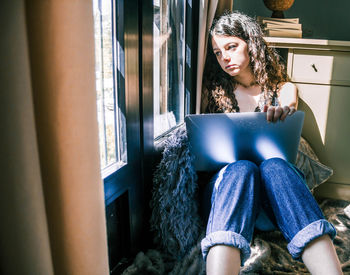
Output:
top-left (225, 64), bottom-right (237, 69)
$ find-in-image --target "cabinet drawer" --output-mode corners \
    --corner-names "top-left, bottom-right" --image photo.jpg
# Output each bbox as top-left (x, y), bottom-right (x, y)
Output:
top-left (291, 50), bottom-right (350, 85)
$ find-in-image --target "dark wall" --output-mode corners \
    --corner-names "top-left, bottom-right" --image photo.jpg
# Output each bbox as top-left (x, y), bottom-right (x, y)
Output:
top-left (234, 0), bottom-right (350, 41)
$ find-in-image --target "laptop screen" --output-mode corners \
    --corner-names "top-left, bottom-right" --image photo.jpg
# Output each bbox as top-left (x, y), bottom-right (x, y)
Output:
top-left (185, 111), bottom-right (304, 171)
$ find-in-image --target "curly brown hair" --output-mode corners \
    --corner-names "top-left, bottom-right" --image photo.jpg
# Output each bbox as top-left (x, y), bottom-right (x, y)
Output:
top-left (203, 11), bottom-right (289, 113)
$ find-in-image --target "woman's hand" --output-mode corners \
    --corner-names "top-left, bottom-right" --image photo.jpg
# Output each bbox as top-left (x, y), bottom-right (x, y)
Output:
top-left (263, 105), bottom-right (296, 122)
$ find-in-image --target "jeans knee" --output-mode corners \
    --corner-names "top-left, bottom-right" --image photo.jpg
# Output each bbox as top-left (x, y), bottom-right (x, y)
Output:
top-left (260, 157), bottom-right (289, 176)
top-left (260, 157), bottom-right (305, 191)
top-left (260, 157), bottom-right (288, 172)
top-left (260, 158), bottom-right (290, 188)
top-left (215, 160), bottom-right (259, 193)
top-left (226, 160), bottom-right (259, 177)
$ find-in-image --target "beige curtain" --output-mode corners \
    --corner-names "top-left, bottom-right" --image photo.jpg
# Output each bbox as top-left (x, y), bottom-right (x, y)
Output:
top-left (0, 1), bottom-right (109, 274)
top-left (195, 0), bottom-right (233, 113)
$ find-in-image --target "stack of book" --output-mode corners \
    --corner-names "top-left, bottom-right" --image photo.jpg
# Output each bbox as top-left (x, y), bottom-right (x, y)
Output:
top-left (257, 16), bottom-right (302, 38)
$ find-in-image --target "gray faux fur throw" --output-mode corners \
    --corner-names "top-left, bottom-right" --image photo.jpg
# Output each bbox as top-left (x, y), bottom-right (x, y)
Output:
top-left (122, 123), bottom-right (350, 274)
top-left (123, 200), bottom-right (350, 274)
top-left (149, 124), bottom-right (203, 259)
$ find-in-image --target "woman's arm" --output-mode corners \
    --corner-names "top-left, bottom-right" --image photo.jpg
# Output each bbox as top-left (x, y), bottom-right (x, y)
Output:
top-left (266, 82), bottom-right (298, 122)
top-left (278, 82), bottom-right (298, 109)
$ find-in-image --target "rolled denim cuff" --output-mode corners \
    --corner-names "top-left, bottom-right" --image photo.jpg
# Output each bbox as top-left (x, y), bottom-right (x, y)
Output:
top-left (201, 231), bottom-right (251, 266)
top-left (287, 219), bottom-right (337, 260)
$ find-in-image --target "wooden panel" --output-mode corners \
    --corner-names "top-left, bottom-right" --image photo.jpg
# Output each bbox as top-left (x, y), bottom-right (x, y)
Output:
top-left (314, 182), bottom-right (350, 201)
top-left (265, 37), bottom-right (350, 51)
top-left (106, 191), bottom-right (131, 273)
top-left (280, 38), bottom-right (350, 200)
top-left (291, 50), bottom-right (350, 85)
top-left (297, 83), bottom-right (350, 185)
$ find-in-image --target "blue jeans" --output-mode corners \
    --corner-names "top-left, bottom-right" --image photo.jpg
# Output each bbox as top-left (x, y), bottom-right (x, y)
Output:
top-left (200, 158), bottom-right (336, 266)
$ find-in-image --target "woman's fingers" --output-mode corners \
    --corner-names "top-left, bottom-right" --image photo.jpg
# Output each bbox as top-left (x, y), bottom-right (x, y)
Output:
top-left (273, 106), bottom-right (283, 122)
top-left (280, 106), bottom-right (290, 121)
top-left (266, 106), bottom-right (275, 122)
top-left (288, 106), bottom-right (296, 115)
top-left (266, 105), bottom-right (297, 122)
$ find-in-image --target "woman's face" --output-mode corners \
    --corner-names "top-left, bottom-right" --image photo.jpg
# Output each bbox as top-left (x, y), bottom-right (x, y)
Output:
top-left (211, 34), bottom-right (251, 77)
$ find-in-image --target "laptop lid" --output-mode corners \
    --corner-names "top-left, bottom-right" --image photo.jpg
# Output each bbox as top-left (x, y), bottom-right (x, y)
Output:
top-left (185, 111), bottom-right (304, 171)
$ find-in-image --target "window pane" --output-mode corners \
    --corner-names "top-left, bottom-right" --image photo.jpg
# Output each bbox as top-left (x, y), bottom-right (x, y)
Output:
top-left (93, 0), bottom-right (127, 172)
top-left (153, 0), bottom-right (186, 138)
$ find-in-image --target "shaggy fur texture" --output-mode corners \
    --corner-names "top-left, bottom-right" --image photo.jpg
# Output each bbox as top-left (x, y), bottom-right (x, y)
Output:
top-left (123, 199), bottom-right (350, 274)
top-left (122, 123), bottom-right (349, 274)
top-left (150, 124), bottom-right (203, 259)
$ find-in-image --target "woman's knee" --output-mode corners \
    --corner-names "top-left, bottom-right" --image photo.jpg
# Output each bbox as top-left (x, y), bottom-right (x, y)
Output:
top-left (220, 160), bottom-right (259, 190)
top-left (260, 157), bottom-right (288, 172)
top-left (260, 158), bottom-right (290, 179)
top-left (225, 160), bottom-right (259, 177)
top-left (214, 160), bottom-right (259, 193)
top-left (260, 157), bottom-right (303, 190)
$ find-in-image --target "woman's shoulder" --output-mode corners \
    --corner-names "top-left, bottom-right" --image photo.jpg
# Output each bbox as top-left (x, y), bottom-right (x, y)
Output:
top-left (278, 81), bottom-right (297, 92)
top-left (277, 82), bottom-right (298, 108)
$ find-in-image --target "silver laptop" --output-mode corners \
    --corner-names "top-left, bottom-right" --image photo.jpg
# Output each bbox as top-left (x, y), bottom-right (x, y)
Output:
top-left (185, 111), bottom-right (304, 171)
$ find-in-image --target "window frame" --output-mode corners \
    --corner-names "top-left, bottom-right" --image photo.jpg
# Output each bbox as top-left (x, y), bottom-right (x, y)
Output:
top-left (152, 0), bottom-right (199, 144)
top-left (92, 0), bottom-right (199, 272)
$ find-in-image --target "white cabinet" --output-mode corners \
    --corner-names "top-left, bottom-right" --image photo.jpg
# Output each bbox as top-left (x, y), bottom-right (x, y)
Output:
top-left (291, 50), bottom-right (350, 86)
top-left (266, 37), bottom-right (350, 200)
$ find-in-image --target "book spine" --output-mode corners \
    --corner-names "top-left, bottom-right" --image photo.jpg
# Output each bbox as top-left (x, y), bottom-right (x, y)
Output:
top-left (265, 29), bottom-right (302, 38)
top-left (264, 22), bottom-right (302, 30)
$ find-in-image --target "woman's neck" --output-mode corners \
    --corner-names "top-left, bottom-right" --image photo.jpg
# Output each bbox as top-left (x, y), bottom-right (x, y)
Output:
top-left (235, 79), bottom-right (257, 89)
top-left (233, 69), bottom-right (256, 88)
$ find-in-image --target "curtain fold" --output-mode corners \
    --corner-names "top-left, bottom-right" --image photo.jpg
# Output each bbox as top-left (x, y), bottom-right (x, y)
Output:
top-left (0, 1), bottom-right (54, 274)
top-left (195, 0), bottom-right (233, 114)
top-left (0, 0), bottom-right (109, 274)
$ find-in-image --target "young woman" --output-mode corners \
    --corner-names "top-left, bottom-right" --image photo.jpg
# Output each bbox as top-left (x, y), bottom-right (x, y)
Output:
top-left (200, 11), bottom-right (342, 275)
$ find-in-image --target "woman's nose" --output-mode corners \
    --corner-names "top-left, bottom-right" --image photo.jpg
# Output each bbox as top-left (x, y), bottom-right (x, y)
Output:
top-left (222, 52), bottom-right (230, 61)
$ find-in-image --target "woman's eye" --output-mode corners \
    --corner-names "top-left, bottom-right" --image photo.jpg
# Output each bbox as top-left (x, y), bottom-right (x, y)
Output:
top-left (214, 51), bottom-right (221, 57)
top-left (228, 45), bottom-right (236, 50)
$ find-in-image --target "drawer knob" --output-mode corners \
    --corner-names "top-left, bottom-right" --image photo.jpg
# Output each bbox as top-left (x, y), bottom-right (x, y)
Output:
top-left (311, 63), bottom-right (318, 72)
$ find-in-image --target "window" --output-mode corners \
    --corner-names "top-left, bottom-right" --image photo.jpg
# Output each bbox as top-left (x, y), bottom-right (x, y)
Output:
top-left (93, 0), bottom-right (143, 271)
top-left (91, 0), bottom-right (197, 271)
top-left (153, 0), bottom-right (187, 138)
top-left (93, 0), bottom-right (127, 174)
